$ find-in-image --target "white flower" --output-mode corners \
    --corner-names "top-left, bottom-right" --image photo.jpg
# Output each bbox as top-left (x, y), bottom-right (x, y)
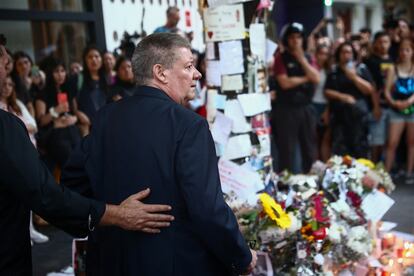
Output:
top-left (287, 212), bottom-right (302, 233)
top-left (346, 226), bottom-right (373, 256)
top-left (314, 253), bottom-right (325, 265)
top-left (328, 223), bottom-right (346, 243)
top-left (328, 155), bottom-right (343, 167)
top-left (330, 200), bottom-right (350, 214)
top-left (346, 168), bottom-right (364, 181)
top-left (287, 175), bottom-right (318, 191)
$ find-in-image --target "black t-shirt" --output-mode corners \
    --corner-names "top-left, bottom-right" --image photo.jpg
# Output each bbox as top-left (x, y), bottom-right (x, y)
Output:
top-left (364, 54), bottom-right (393, 105)
top-left (274, 52), bottom-right (315, 106)
top-left (325, 63), bottom-right (374, 112)
top-left (77, 80), bottom-right (107, 122)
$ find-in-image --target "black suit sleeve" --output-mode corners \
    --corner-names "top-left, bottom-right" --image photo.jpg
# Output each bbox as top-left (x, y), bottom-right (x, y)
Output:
top-left (61, 136), bottom-right (94, 197)
top-left (176, 118), bottom-right (252, 275)
top-left (0, 111), bottom-right (105, 237)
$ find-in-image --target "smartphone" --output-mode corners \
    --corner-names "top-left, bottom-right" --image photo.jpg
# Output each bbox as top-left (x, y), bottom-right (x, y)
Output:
top-left (346, 61), bottom-right (354, 69)
top-left (325, 18), bottom-right (335, 24)
top-left (57, 92), bottom-right (68, 104)
top-left (31, 66), bottom-right (40, 77)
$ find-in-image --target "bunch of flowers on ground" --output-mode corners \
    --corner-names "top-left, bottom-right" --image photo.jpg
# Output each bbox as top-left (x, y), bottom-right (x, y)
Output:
top-left (227, 155), bottom-right (395, 275)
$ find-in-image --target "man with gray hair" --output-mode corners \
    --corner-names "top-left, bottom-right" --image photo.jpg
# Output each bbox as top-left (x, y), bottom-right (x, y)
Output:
top-left (0, 34), bottom-right (174, 275)
top-left (153, 6), bottom-right (181, 34)
top-left (62, 32), bottom-right (257, 275)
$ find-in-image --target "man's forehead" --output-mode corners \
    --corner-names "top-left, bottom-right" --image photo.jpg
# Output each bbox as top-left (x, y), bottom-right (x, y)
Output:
top-left (175, 47), bottom-right (193, 61)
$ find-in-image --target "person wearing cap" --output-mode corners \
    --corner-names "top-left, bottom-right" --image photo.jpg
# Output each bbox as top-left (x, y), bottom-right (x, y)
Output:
top-left (0, 36), bottom-right (174, 275)
top-left (272, 22), bottom-right (320, 173)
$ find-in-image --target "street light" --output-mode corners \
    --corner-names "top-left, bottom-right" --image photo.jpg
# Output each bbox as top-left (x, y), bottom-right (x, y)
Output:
top-left (324, 0), bottom-right (333, 6)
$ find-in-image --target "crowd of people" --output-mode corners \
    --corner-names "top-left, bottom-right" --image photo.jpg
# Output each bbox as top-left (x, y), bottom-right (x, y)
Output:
top-left (1, 7), bottom-right (414, 249)
top-left (267, 17), bottom-right (414, 185)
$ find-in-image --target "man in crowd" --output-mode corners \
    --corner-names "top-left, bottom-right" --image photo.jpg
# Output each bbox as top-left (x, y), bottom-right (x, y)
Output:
top-left (62, 33), bottom-right (256, 275)
top-left (272, 22), bottom-right (320, 173)
top-left (0, 35), bottom-right (174, 275)
top-left (364, 31), bottom-right (394, 162)
top-left (153, 6), bottom-right (181, 34)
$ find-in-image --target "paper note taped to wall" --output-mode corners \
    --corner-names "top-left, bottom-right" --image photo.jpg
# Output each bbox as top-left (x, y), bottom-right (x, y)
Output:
top-left (203, 5), bottom-right (245, 42)
top-left (249, 23), bottom-right (266, 61)
top-left (224, 99), bottom-right (251, 133)
top-left (211, 111), bottom-right (233, 145)
top-left (206, 60), bottom-right (222, 86)
top-left (219, 40), bottom-right (244, 75)
top-left (222, 74), bottom-right (243, 91)
top-left (237, 93), bottom-right (271, 116)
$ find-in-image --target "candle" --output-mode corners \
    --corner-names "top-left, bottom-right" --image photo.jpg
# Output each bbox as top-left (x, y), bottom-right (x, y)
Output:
top-left (382, 233), bottom-right (395, 249)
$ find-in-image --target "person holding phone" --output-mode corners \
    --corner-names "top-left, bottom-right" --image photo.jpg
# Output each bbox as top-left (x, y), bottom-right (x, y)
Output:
top-left (35, 58), bottom-right (82, 169)
top-left (325, 42), bottom-right (378, 158)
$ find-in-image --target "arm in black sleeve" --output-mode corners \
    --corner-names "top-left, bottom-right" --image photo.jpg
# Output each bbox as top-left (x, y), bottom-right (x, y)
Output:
top-left (0, 111), bottom-right (105, 237)
top-left (176, 118), bottom-right (252, 275)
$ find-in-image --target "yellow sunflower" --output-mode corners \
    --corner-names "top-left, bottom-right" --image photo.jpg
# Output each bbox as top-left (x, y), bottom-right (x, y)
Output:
top-left (356, 158), bottom-right (375, 169)
top-left (259, 193), bottom-right (291, 229)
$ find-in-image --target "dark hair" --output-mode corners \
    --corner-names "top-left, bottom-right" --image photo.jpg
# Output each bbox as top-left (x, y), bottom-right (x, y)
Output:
top-left (82, 45), bottom-right (109, 92)
top-left (44, 58), bottom-right (66, 90)
top-left (373, 31), bottom-right (390, 42)
top-left (383, 19), bottom-right (398, 30)
top-left (359, 27), bottom-right (371, 34)
top-left (397, 38), bottom-right (414, 63)
top-left (3, 76), bottom-right (21, 115)
top-left (316, 44), bottom-right (332, 71)
top-left (132, 32), bottom-right (191, 86)
top-left (166, 6), bottom-right (179, 16)
top-left (350, 34), bottom-right (362, 42)
top-left (334, 41), bottom-right (357, 63)
top-left (0, 34), bottom-right (6, 46)
top-left (114, 55), bottom-right (130, 73)
top-left (13, 51), bottom-right (33, 67)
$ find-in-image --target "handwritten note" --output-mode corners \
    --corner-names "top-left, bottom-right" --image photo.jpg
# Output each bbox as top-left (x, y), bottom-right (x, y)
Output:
top-left (204, 5), bottom-right (245, 42)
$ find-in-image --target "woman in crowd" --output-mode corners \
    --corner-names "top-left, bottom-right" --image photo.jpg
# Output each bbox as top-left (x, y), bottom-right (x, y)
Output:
top-left (76, 46), bottom-right (109, 133)
top-left (103, 50), bottom-right (116, 85)
top-left (108, 56), bottom-right (135, 102)
top-left (312, 44), bottom-right (331, 161)
top-left (35, 58), bottom-right (81, 169)
top-left (324, 42), bottom-right (377, 158)
top-left (0, 75), bottom-right (49, 244)
top-left (384, 38), bottom-right (414, 184)
top-left (11, 51), bottom-right (35, 117)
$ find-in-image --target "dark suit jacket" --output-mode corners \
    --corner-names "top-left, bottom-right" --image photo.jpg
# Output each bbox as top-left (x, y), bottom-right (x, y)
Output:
top-left (62, 86), bottom-right (252, 276)
top-left (0, 110), bottom-right (105, 275)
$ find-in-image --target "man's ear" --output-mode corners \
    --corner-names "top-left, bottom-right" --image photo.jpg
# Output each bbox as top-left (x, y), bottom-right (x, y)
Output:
top-left (152, 64), bottom-right (168, 84)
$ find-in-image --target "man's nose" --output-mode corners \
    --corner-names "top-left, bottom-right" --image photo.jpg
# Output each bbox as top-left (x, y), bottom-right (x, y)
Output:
top-left (194, 69), bottom-right (202, 80)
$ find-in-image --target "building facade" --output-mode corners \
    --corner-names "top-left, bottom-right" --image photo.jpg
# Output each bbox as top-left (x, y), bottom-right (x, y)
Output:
top-left (0, 0), bottom-right (203, 66)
